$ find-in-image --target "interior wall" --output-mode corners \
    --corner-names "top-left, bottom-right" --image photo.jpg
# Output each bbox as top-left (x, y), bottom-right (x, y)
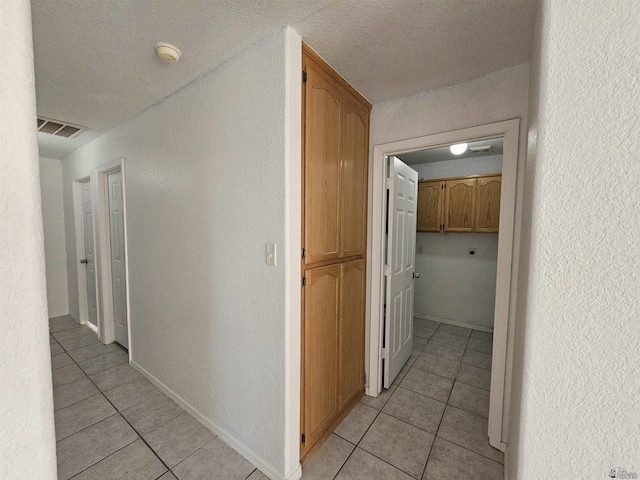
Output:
top-left (61, 27), bottom-right (301, 479)
top-left (412, 155), bottom-right (502, 330)
top-left (369, 63), bottom-right (530, 442)
top-left (39, 157), bottom-right (69, 318)
top-left (0, 0), bottom-right (57, 477)
top-left (507, 1), bottom-right (639, 478)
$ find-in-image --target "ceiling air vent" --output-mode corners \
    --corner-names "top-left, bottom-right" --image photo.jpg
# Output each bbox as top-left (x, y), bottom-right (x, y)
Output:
top-left (37, 116), bottom-right (86, 138)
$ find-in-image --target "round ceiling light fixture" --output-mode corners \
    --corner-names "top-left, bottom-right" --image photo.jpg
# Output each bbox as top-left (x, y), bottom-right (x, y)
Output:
top-left (155, 42), bottom-right (182, 63)
top-left (450, 143), bottom-right (468, 155)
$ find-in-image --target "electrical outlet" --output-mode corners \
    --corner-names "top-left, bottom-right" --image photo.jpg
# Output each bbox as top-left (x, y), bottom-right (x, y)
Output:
top-left (469, 248), bottom-right (476, 257)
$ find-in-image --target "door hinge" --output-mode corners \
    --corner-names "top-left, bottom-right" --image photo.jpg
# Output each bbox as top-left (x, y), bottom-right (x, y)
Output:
top-left (302, 276), bottom-right (306, 287)
top-left (384, 264), bottom-right (391, 276)
top-left (302, 70), bottom-right (307, 82)
top-left (386, 178), bottom-right (392, 189)
top-left (381, 347), bottom-right (389, 360)
top-left (301, 433), bottom-right (306, 444)
top-left (302, 247), bottom-right (306, 259)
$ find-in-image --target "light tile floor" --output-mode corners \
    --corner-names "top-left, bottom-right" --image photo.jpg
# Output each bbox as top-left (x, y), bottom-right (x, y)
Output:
top-left (306, 318), bottom-right (503, 480)
top-left (50, 315), bottom-right (501, 480)
top-left (49, 315), bottom-right (260, 480)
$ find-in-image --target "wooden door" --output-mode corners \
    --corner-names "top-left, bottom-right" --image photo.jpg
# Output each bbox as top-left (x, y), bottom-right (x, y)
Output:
top-left (303, 58), bottom-right (342, 265)
top-left (475, 175), bottom-right (501, 232)
top-left (303, 264), bottom-right (340, 452)
top-left (339, 259), bottom-right (365, 409)
top-left (340, 90), bottom-right (369, 258)
top-left (417, 181), bottom-right (442, 232)
top-left (384, 157), bottom-right (418, 387)
top-left (444, 178), bottom-right (476, 232)
top-left (108, 171), bottom-right (129, 348)
top-left (81, 180), bottom-right (98, 327)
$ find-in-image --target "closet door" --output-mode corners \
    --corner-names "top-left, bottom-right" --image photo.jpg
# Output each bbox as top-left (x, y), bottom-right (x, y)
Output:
top-left (303, 264), bottom-right (340, 452)
top-left (304, 58), bottom-right (342, 265)
top-left (338, 259), bottom-right (366, 410)
top-left (444, 178), bottom-right (476, 232)
top-left (340, 90), bottom-right (369, 258)
top-left (475, 176), bottom-right (501, 232)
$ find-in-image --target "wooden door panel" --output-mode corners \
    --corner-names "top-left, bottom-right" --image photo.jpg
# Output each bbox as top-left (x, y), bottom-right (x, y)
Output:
top-left (417, 181), bottom-right (442, 232)
top-left (476, 176), bottom-right (501, 232)
top-left (304, 59), bottom-right (342, 265)
top-left (339, 260), bottom-right (365, 408)
top-left (444, 178), bottom-right (476, 232)
top-left (340, 91), bottom-right (369, 258)
top-left (304, 264), bottom-right (340, 447)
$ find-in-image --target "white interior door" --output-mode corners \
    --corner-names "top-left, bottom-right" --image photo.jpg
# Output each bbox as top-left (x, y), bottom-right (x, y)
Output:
top-left (81, 180), bottom-right (98, 327)
top-left (383, 156), bottom-right (418, 388)
top-left (108, 171), bottom-right (129, 349)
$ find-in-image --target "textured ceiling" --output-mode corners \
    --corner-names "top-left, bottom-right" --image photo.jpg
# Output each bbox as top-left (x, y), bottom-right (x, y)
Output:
top-left (398, 138), bottom-right (504, 165)
top-left (32, 0), bottom-right (535, 158)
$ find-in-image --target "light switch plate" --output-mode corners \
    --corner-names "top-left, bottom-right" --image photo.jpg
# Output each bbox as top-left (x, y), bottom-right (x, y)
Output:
top-left (266, 243), bottom-right (277, 266)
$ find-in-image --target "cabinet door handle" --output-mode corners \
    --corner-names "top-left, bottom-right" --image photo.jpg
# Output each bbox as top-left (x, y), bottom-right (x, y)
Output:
top-left (80, 259), bottom-right (88, 264)
top-left (413, 272), bottom-right (420, 279)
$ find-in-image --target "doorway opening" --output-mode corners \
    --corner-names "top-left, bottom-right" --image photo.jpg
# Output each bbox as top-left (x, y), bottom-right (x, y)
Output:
top-left (368, 119), bottom-right (520, 451)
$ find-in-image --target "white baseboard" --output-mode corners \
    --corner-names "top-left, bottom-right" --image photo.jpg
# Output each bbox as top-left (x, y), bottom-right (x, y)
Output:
top-left (68, 312), bottom-right (80, 323)
top-left (130, 360), bottom-right (300, 480)
top-left (414, 313), bottom-right (494, 333)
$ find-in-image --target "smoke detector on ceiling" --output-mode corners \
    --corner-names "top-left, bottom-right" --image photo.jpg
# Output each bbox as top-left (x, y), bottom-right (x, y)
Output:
top-left (155, 42), bottom-right (182, 63)
top-left (37, 116), bottom-right (86, 138)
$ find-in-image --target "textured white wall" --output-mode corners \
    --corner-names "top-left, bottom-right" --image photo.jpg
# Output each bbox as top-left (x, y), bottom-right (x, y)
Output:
top-left (39, 157), bottom-right (69, 317)
top-left (413, 155), bottom-right (502, 329)
top-left (507, 1), bottom-right (640, 478)
top-left (411, 154), bottom-right (503, 180)
top-left (0, 1), bottom-right (57, 478)
top-left (62, 27), bottom-right (301, 479)
top-left (370, 63), bottom-right (530, 441)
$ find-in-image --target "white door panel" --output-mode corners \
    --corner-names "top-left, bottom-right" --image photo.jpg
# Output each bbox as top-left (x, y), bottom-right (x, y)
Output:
top-left (82, 181), bottom-right (98, 327)
top-left (109, 171), bottom-right (129, 349)
top-left (384, 157), bottom-right (418, 388)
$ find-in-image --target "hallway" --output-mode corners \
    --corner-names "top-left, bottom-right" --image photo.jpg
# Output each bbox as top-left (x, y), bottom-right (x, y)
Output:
top-left (49, 315), bottom-right (267, 480)
top-left (303, 318), bottom-right (503, 479)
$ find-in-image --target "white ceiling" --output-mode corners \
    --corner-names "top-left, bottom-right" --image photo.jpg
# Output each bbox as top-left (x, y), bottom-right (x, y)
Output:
top-left (32, 0), bottom-right (535, 158)
top-left (397, 137), bottom-right (504, 165)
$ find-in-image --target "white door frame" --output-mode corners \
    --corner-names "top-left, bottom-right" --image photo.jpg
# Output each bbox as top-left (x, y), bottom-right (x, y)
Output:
top-left (93, 158), bottom-right (132, 359)
top-left (367, 119), bottom-right (520, 450)
top-left (72, 173), bottom-right (98, 329)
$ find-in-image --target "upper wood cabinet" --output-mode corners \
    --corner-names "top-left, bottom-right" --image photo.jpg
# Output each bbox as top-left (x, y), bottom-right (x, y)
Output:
top-left (303, 52), bottom-right (370, 265)
top-left (444, 178), bottom-right (476, 232)
top-left (417, 181), bottom-right (442, 232)
top-left (416, 174), bottom-right (501, 233)
top-left (340, 90), bottom-right (369, 258)
top-left (475, 175), bottom-right (501, 232)
top-left (304, 61), bottom-right (342, 265)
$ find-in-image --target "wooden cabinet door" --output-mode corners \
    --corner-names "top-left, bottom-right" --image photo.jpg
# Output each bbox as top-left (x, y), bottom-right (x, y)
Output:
top-left (417, 181), bottom-right (442, 232)
top-left (444, 178), bottom-right (476, 232)
top-left (340, 91), bottom-right (369, 258)
top-left (304, 58), bottom-right (342, 265)
top-left (303, 264), bottom-right (340, 452)
top-left (338, 260), bottom-right (365, 410)
top-left (475, 175), bottom-right (501, 232)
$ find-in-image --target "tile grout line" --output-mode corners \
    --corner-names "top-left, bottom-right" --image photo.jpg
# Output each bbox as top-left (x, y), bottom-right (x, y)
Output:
top-left (52, 326), bottom-right (175, 480)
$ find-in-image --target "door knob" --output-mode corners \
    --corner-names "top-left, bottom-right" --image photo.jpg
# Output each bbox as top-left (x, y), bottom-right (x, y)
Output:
top-left (80, 259), bottom-right (88, 264)
top-left (413, 272), bottom-right (420, 278)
